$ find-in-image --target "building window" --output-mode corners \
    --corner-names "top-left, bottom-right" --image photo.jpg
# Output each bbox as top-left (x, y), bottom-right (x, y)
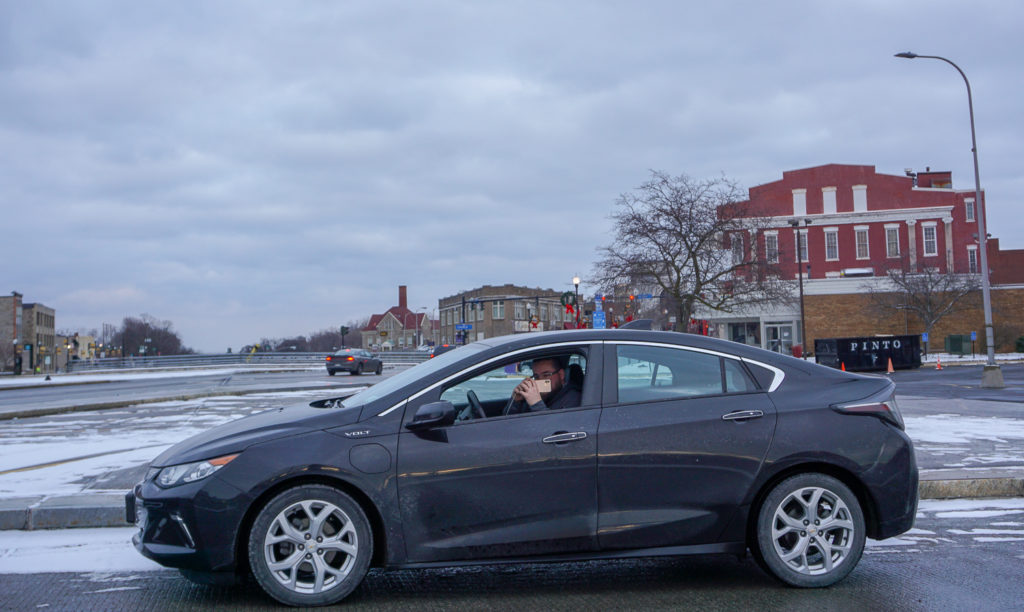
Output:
top-left (492, 300), bottom-right (505, 319)
top-left (965, 199), bottom-right (976, 222)
top-left (855, 227), bottom-right (869, 259)
top-left (967, 246), bottom-right (978, 273)
top-left (765, 233), bottom-right (779, 264)
top-left (796, 230), bottom-right (808, 263)
top-left (885, 226), bottom-right (900, 258)
top-left (824, 229), bottom-right (839, 261)
top-left (853, 185), bottom-right (867, 212)
top-left (540, 304), bottom-right (547, 320)
top-left (476, 304), bottom-right (484, 321)
top-left (792, 189), bottom-right (807, 216)
top-left (731, 233), bottom-right (744, 265)
top-left (822, 187), bottom-right (837, 215)
top-left (922, 224), bottom-right (938, 257)
top-left (514, 301), bottom-right (526, 320)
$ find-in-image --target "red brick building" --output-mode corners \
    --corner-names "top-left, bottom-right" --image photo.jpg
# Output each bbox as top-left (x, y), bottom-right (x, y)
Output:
top-left (701, 164), bottom-right (1024, 354)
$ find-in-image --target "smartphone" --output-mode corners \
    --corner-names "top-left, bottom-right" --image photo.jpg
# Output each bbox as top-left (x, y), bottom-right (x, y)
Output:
top-left (534, 379), bottom-right (552, 393)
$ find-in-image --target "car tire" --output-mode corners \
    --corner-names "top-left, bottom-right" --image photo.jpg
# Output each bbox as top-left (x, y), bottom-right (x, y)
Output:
top-left (375, 362), bottom-right (382, 375)
top-left (352, 364), bottom-right (363, 375)
top-left (753, 473), bottom-right (865, 588)
top-left (327, 369), bottom-right (336, 376)
top-left (248, 484), bottom-right (372, 607)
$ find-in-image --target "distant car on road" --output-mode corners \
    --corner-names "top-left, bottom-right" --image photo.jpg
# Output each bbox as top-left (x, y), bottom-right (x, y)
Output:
top-left (325, 349), bottom-right (382, 376)
top-left (429, 343), bottom-right (456, 358)
top-left (127, 328), bottom-right (917, 606)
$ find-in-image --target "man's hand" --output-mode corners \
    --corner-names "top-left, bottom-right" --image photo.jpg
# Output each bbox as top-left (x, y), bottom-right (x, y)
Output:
top-left (513, 378), bottom-right (543, 407)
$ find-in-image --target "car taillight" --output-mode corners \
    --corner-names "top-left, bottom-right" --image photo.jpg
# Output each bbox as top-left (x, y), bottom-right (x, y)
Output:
top-left (326, 356), bottom-right (331, 361)
top-left (832, 388), bottom-right (904, 430)
top-left (347, 356), bottom-right (355, 361)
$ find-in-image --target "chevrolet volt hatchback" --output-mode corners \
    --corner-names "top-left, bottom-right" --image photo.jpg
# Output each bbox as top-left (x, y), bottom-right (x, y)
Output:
top-left (127, 329), bottom-right (917, 607)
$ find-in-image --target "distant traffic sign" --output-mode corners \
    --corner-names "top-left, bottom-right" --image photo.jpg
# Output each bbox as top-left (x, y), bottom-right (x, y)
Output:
top-left (455, 323), bottom-right (473, 331)
top-left (592, 311), bottom-right (606, 329)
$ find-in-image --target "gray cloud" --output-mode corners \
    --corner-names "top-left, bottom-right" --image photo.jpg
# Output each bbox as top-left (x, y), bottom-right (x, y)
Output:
top-left (3, 1), bottom-right (1020, 351)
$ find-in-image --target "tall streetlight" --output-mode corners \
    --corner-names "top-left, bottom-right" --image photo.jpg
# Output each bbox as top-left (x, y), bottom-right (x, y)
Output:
top-left (789, 218), bottom-right (811, 357)
top-left (895, 52), bottom-right (1004, 388)
top-left (572, 275), bottom-right (581, 328)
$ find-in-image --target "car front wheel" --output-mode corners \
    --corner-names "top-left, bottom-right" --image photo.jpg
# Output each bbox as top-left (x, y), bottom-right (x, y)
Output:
top-left (753, 473), bottom-right (865, 588)
top-left (248, 485), bottom-right (372, 607)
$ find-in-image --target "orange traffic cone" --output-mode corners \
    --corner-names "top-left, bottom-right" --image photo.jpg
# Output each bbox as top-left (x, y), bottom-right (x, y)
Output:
top-left (887, 358), bottom-right (894, 374)
top-left (936, 358), bottom-right (942, 371)
top-left (840, 362), bottom-right (846, 371)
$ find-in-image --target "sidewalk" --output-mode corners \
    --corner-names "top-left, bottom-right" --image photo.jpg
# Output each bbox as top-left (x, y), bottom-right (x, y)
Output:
top-left (1, 393), bottom-right (1022, 531)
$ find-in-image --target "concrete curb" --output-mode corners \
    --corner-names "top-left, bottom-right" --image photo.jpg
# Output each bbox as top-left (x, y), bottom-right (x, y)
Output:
top-left (3, 475), bottom-right (1021, 531)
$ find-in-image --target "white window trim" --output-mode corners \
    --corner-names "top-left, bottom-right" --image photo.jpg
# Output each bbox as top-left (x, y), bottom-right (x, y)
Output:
top-left (967, 245), bottom-right (979, 273)
top-left (852, 185), bottom-right (868, 212)
top-left (854, 225), bottom-right (870, 260)
top-left (792, 189), bottom-right (807, 217)
top-left (822, 186), bottom-right (837, 215)
top-left (823, 227), bottom-right (839, 262)
top-left (764, 231), bottom-right (779, 264)
top-left (884, 223), bottom-right (901, 258)
top-left (921, 222), bottom-right (938, 257)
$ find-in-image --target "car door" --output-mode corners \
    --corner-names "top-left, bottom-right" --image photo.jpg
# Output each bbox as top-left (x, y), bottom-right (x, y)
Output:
top-left (596, 342), bottom-right (776, 550)
top-left (396, 346), bottom-right (602, 563)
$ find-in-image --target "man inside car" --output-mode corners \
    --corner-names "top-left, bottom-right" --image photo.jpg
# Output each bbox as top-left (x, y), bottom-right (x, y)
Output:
top-left (506, 357), bottom-right (581, 414)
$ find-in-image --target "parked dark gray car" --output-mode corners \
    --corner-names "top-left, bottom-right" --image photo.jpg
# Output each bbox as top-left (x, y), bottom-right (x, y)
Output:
top-left (325, 348), bottom-right (382, 376)
top-left (127, 329), bottom-right (917, 606)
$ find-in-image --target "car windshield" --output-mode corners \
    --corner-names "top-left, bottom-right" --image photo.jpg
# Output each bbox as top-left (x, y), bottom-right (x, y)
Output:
top-left (341, 343), bottom-right (486, 411)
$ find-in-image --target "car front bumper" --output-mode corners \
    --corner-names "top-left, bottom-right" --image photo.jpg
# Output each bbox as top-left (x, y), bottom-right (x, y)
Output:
top-left (126, 476), bottom-right (251, 573)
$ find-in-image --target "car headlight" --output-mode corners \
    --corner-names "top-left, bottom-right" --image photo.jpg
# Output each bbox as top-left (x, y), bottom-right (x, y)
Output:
top-left (155, 454), bottom-right (238, 488)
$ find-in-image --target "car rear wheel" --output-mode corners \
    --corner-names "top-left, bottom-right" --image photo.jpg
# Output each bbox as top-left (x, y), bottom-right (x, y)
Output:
top-left (753, 473), bottom-right (865, 588)
top-left (327, 369), bottom-right (336, 376)
top-left (248, 485), bottom-right (372, 607)
top-left (375, 362), bottom-right (382, 375)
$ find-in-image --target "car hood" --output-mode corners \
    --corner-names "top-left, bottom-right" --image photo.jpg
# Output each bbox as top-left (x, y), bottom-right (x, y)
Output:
top-left (150, 400), bottom-right (362, 466)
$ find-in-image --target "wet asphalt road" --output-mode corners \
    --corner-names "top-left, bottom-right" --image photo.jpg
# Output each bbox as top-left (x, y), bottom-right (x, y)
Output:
top-left (2, 504), bottom-right (1022, 611)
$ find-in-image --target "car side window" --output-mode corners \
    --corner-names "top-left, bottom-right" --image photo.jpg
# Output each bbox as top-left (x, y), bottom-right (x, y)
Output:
top-left (439, 354), bottom-right (588, 420)
top-left (616, 345), bottom-right (751, 404)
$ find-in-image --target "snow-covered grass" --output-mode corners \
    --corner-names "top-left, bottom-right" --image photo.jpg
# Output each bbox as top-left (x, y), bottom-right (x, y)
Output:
top-left (0, 390), bottom-right (340, 498)
top-left (0, 365), bottom-right (324, 388)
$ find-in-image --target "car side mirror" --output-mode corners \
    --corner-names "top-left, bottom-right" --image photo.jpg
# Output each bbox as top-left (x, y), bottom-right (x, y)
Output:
top-left (405, 401), bottom-right (456, 431)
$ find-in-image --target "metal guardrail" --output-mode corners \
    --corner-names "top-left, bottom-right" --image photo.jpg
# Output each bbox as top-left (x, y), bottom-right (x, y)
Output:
top-left (65, 351), bottom-right (430, 372)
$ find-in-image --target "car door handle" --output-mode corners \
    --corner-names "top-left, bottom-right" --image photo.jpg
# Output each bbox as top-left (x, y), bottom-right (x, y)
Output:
top-left (542, 431), bottom-right (588, 444)
top-left (722, 410), bottom-right (765, 421)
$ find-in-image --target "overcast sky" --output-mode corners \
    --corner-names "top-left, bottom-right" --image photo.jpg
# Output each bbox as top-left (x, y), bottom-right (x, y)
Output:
top-left (3, 1), bottom-right (1021, 352)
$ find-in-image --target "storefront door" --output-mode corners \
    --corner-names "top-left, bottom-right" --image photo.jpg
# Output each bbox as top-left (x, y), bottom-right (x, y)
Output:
top-left (765, 323), bottom-right (793, 355)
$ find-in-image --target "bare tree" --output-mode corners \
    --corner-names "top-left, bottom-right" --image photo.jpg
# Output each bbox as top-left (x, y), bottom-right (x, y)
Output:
top-left (112, 314), bottom-right (194, 356)
top-left (864, 258), bottom-right (981, 348)
top-left (593, 170), bottom-right (790, 329)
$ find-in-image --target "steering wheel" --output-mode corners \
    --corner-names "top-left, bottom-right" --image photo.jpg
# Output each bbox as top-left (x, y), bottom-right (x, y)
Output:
top-left (466, 390), bottom-right (486, 419)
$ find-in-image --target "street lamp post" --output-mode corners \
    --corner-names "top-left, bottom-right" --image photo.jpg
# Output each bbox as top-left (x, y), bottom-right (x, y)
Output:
top-left (895, 52), bottom-right (1004, 388)
top-left (572, 275), bottom-right (581, 328)
top-left (789, 218), bottom-right (812, 357)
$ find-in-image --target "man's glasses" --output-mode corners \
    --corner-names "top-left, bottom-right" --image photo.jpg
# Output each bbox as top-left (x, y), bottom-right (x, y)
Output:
top-left (532, 370), bottom-right (559, 379)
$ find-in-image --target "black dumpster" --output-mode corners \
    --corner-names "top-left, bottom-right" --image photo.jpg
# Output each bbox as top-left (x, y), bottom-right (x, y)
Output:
top-left (814, 335), bottom-right (921, 372)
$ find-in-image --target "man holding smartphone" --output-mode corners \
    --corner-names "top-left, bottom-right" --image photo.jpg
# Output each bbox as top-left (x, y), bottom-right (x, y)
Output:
top-left (507, 357), bottom-right (581, 414)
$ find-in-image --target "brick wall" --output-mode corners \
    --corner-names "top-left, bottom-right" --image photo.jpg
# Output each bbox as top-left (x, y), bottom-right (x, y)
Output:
top-left (805, 287), bottom-right (1024, 353)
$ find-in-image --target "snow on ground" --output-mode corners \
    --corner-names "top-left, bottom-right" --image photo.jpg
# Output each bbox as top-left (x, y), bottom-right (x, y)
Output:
top-left (0, 365), bottom-right (323, 388)
top-left (0, 527), bottom-right (163, 573)
top-left (904, 413), bottom-right (1024, 470)
top-left (866, 498), bottom-right (1024, 553)
top-left (0, 390), bottom-right (342, 498)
